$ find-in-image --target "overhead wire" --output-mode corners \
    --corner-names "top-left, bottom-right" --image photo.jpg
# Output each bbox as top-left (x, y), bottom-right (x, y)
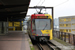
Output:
top-left (36, 0), bottom-right (45, 6)
top-left (36, 0), bottom-right (41, 6)
top-left (40, 0), bottom-right (46, 13)
top-left (40, 0), bottom-right (45, 6)
top-left (36, 0), bottom-right (46, 13)
top-left (54, 0), bottom-right (69, 7)
top-left (35, 0), bottom-right (42, 13)
top-left (35, 0), bottom-right (46, 29)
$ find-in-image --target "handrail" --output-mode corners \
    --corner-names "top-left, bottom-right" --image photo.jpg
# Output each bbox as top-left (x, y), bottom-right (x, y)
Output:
top-left (53, 30), bottom-right (75, 46)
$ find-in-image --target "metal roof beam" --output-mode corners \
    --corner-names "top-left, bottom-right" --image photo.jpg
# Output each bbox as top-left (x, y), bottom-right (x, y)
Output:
top-left (0, 10), bottom-right (27, 13)
top-left (29, 6), bottom-right (53, 9)
top-left (0, 4), bottom-right (29, 9)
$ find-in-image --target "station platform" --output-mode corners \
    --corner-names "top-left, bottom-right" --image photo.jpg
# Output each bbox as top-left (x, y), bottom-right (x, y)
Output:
top-left (0, 31), bottom-right (31, 50)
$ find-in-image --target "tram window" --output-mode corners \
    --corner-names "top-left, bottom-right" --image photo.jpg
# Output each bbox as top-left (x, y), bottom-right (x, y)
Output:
top-left (28, 21), bottom-right (31, 30)
top-left (32, 20), bottom-right (35, 29)
top-left (35, 19), bottom-right (50, 30)
top-left (50, 19), bottom-right (51, 29)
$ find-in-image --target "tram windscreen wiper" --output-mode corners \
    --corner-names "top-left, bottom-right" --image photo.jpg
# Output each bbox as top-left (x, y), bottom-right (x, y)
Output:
top-left (43, 24), bottom-right (47, 30)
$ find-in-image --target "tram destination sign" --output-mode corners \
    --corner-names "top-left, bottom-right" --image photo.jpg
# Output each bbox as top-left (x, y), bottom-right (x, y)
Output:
top-left (37, 16), bottom-right (48, 18)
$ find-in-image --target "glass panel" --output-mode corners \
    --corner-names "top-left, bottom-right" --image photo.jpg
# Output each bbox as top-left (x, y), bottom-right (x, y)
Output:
top-left (32, 20), bottom-right (35, 29)
top-left (69, 29), bottom-right (71, 32)
top-left (66, 24), bottom-right (71, 27)
top-left (35, 19), bottom-right (50, 30)
top-left (59, 19), bottom-right (64, 22)
top-left (72, 29), bottom-right (75, 31)
top-left (66, 29), bottom-right (68, 32)
top-left (64, 18), bottom-right (66, 21)
top-left (59, 24), bottom-right (64, 27)
top-left (66, 18), bottom-right (71, 21)
top-left (64, 24), bottom-right (66, 27)
top-left (72, 23), bottom-right (75, 25)
top-left (60, 29), bottom-right (64, 32)
top-left (72, 18), bottom-right (75, 19)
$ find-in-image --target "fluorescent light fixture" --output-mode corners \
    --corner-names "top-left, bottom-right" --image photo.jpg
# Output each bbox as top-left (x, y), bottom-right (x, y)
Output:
top-left (20, 11), bottom-right (26, 14)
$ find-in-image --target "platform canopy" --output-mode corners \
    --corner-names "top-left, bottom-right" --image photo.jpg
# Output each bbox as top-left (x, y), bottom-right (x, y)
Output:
top-left (0, 0), bottom-right (30, 21)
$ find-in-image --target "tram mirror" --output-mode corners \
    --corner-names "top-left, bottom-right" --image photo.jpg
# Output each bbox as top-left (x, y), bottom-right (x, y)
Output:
top-left (50, 19), bottom-right (51, 23)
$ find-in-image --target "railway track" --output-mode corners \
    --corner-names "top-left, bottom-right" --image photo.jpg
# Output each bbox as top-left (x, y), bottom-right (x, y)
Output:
top-left (47, 41), bottom-right (61, 50)
top-left (38, 43), bottom-right (51, 50)
top-left (33, 41), bottom-right (61, 50)
top-left (30, 36), bottom-right (61, 50)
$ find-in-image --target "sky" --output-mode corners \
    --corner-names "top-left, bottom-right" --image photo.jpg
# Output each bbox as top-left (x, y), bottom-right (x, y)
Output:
top-left (26, 0), bottom-right (75, 19)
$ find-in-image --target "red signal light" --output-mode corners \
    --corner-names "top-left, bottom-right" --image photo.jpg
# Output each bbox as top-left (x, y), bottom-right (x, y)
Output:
top-left (36, 34), bottom-right (38, 36)
top-left (42, 34), bottom-right (44, 36)
top-left (48, 34), bottom-right (49, 36)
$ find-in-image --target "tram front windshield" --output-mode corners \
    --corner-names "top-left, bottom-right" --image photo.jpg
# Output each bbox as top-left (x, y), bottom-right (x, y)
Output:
top-left (35, 19), bottom-right (50, 30)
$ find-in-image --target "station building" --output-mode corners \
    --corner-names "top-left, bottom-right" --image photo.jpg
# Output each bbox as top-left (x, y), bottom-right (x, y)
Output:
top-left (59, 16), bottom-right (75, 34)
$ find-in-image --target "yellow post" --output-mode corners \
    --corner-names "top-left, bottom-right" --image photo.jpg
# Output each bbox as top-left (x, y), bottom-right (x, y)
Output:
top-left (21, 21), bottom-right (23, 23)
top-left (13, 27), bottom-right (15, 31)
top-left (22, 27), bottom-right (23, 31)
top-left (9, 22), bottom-right (13, 27)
